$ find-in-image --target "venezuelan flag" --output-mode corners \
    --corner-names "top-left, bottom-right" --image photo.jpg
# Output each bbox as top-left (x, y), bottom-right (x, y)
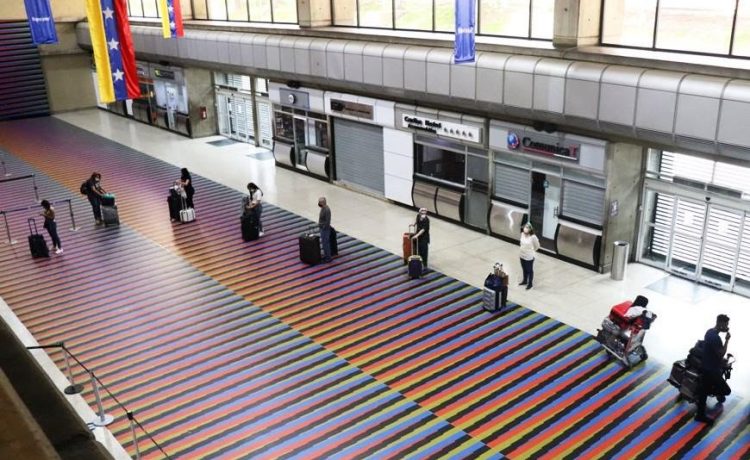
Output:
top-left (158, 0), bottom-right (184, 39)
top-left (86, 0), bottom-right (140, 103)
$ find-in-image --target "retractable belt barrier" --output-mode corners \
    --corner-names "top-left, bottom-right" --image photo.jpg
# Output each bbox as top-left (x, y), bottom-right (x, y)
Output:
top-left (1, 198), bottom-right (78, 245)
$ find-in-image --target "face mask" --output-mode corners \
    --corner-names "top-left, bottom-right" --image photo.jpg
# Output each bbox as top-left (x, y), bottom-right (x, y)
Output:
top-left (95, 179), bottom-right (101, 184)
top-left (419, 214), bottom-right (426, 220)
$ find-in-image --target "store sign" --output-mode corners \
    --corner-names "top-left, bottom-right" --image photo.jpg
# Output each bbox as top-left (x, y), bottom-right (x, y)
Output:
top-left (507, 131), bottom-right (580, 161)
top-left (153, 68), bottom-right (176, 80)
top-left (279, 88), bottom-right (309, 109)
top-left (330, 99), bottom-right (374, 120)
top-left (402, 114), bottom-right (480, 142)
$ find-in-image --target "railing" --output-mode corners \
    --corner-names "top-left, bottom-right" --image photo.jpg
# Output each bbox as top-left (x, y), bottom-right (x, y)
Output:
top-left (1, 198), bottom-right (78, 244)
top-left (0, 173), bottom-right (39, 202)
top-left (26, 342), bottom-right (171, 460)
top-left (0, 152), bottom-right (10, 177)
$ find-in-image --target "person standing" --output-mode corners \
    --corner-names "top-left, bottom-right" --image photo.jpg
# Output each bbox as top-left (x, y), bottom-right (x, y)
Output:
top-left (179, 168), bottom-right (195, 208)
top-left (40, 200), bottom-right (62, 254)
top-left (519, 222), bottom-right (540, 290)
top-left (412, 208), bottom-right (430, 272)
top-left (245, 182), bottom-right (264, 236)
top-left (85, 172), bottom-right (106, 225)
top-left (318, 197), bottom-right (332, 263)
top-left (695, 314), bottom-right (732, 424)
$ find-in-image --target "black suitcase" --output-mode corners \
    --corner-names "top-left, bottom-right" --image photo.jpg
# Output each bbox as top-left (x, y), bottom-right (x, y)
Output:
top-left (101, 204), bottom-right (119, 226)
top-left (299, 229), bottom-right (321, 265)
top-left (167, 194), bottom-right (181, 221)
top-left (407, 236), bottom-right (422, 279)
top-left (27, 218), bottom-right (49, 258)
top-left (241, 213), bottom-right (259, 241)
top-left (330, 226), bottom-right (338, 256)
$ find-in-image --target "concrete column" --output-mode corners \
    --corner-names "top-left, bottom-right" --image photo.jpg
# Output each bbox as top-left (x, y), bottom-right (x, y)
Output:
top-left (600, 142), bottom-right (644, 273)
top-left (184, 67), bottom-right (217, 138)
top-left (297, 0), bottom-right (332, 28)
top-left (553, 0), bottom-right (601, 48)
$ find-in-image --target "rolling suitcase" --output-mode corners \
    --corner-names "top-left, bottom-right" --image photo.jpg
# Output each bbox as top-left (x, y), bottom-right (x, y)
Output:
top-left (27, 218), bottom-right (49, 258)
top-left (408, 235), bottom-right (423, 279)
top-left (168, 189), bottom-right (181, 221)
top-left (101, 204), bottom-right (119, 226)
top-left (402, 224), bottom-right (415, 265)
top-left (482, 271), bottom-right (508, 312)
top-left (179, 197), bottom-right (195, 223)
top-left (101, 193), bottom-right (115, 207)
top-left (241, 213), bottom-right (259, 241)
top-left (299, 227), bottom-right (321, 265)
top-left (330, 226), bottom-right (338, 257)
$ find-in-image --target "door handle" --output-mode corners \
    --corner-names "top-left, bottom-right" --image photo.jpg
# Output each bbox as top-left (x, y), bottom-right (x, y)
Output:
top-left (554, 206), bottom-right (559, 217)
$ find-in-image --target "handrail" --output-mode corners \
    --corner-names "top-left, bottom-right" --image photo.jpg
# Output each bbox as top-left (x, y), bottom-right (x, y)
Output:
top-left (0, 173), bottom-right (39, 201)
top-left (27, 343), bottom-right (171, 460)
top-left (1, 198), bottom-right (78, 245)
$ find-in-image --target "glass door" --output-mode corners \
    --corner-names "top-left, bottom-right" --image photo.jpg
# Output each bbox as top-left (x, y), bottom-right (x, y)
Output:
top-left (530, 171), bottom-right (561, 251)
top-left (666, 197), bottom-right (706, 279)
top-left (293, 116), bottom-right (307, 169)
top-left (697, 206), bottom-right (742, 289)
top-left (216, 93), bottom-right (231, 138)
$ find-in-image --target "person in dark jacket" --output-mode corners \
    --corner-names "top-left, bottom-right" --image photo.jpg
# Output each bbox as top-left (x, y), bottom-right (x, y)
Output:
top-left (85, 172), bottom-right (107, 225)
top-left (318, 197), bottom-right (332, 263)
top-left (695, 314), bottom-right (732, 424)
top-left (40, 200), bottom-right (62, 254)
top-left (412, 208), bottom-right (430, 272)
top-left (179, 168), bottom-right (195, 208)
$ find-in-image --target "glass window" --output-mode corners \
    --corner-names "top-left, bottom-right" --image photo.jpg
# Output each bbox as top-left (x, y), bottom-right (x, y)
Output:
top-left (395, 0), bottom-right (433, 30)
top-left (334, 0), bottom-right (358, 25)
top-left (249, 0), bottom-right (272, 21)
top-left (274, 111), bottom-right (295, 140)
top-left (308, 119), bottom-right (329, 150)
top-left (142, 0), bottom-right (159, 17)
top-left (530, 0), bottom-right (554, 39)
top-left (480, 0), bottom-right (529, 37)
top-left (227, 0), bottom-right (249, 21)
top-left (434, 0), bottom-right (454, 31)
top-left (192, 0), bottom-right (209, 19)
top-left (359, 0), bottom-right (394, 28)
top-left (273, 0), bottom-right (298, 22)
top-left (601, 0), bottom-right (657, 47)
top-left (416, 143), bottom-right (466, 185)
top-left (655, 0), bottom-right (735, 54)
top-left (255, 78), bottom-right (269, 95)
top-left (128, 0), bottom-right (143, 17)
top-left (207, 0), bottom-right (229, 20)
top-left (733, 1), bottom-right (750, 56)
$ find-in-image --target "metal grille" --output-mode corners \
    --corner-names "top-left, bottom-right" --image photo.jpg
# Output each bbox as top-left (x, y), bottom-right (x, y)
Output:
top-left (561, 180), bottom-right (605, 225)
top-left (0, 21), bottom-right (49, 120)
top-left (701, 207), bottom-right (742, 278)
top-left (334, 118), bottom-right (384, 194)
top-left (493, 163), bottom-right (529, 205)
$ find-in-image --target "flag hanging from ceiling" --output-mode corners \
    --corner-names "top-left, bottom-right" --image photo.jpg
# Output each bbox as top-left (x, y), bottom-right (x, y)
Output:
top-left (454, 0), bottom-right (476, 63)
top-left (158, 0), bottom-right (184, 38)
top-left (24, 0), bottom-right (58, 45)
top-left (86, 0), bottom-right (140, 103)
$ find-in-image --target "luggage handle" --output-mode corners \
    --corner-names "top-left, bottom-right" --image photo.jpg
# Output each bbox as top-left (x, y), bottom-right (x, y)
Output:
top-left (28, 218), bottom-right (39, 236)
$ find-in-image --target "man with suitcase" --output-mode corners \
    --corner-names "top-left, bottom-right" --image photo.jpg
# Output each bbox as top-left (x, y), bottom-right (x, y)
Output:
top-left (318, 197), bottom-right (332, 263)
top-left (695, 314), bottom-right (732, 424)
top-left (411, 208), bottom-right (430, 273)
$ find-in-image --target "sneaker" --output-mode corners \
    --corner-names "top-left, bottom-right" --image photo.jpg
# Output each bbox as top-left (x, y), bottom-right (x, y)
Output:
top-left (259, 231), bottom-right (265, 237)
top-left (694, 414), bottom-right (714, 425)
top-left (95, 220), bottom-right (103, 225)
top-left (55, 248), bottom-right (63, 254)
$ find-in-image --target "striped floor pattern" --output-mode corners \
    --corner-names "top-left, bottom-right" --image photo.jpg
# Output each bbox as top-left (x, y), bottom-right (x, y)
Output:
top-left (0, 117), bottom-right (748, 459)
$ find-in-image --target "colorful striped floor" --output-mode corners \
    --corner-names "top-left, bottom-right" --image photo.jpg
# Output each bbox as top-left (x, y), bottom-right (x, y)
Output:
top-left (0, 117), bottom-right (748, 459)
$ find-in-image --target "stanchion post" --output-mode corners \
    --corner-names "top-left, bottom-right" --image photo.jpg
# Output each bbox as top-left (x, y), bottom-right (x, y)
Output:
top-left (1, 212), bottom-right (15, 245)
top-left (66, 200), bottom-right (78, 231)
top-left (90, 372), bottom-right (114, 427)
top-left (1, 156), bottom-right (9, 177)
top-left (31, 174), bottom-right (40, 202)
top-left (61, 344), bottom-right (84, 395)
top-left (128, 412), bottom-right (141, 460)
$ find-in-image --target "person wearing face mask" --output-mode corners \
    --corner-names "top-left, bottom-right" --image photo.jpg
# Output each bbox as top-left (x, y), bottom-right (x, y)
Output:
top-left (318, 197), bottom-right (332, 263)
top-left (519, 222), bottom-right (540, 290)
top-left (85, 172), bottom-right (107, 225)
top-left (412, 208), bottom-right (431, 272)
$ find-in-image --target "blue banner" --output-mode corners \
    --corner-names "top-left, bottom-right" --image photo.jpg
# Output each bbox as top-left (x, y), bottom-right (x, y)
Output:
top-left (24, 0), bottom-right (58, 45)
top-left (454, 0), bottom-right (475, 63)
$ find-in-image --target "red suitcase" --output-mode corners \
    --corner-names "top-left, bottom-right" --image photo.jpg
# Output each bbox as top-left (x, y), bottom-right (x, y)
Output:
top-left (402, 224), bottom-right (415, 265)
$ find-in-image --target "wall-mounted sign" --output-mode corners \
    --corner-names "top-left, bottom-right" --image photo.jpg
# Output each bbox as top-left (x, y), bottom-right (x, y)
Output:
top-left (153, 68), bottom-right (176, 80)
top-left (507, 130), bottom-right (580, 161)
top-left (279, 88), bottom-right (310, 110)
top-left (401, 114), bottom-right (481, 143)
top-left (330, 99), bottom-right (374, 120)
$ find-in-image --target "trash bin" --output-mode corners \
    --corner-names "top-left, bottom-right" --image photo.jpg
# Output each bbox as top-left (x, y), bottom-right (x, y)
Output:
top-left (611, 241), bottom-right (630, 281)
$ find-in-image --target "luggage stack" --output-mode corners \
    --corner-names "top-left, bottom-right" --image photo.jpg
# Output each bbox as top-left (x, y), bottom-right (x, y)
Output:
top-left (299, 227), bottom-right (321, 265)
top-left (101, 193), bottom-right (119, 226)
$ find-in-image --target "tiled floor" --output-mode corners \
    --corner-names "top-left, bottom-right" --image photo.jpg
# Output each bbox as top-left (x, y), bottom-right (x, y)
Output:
top-left (52, 109), bottom-right (750, 399)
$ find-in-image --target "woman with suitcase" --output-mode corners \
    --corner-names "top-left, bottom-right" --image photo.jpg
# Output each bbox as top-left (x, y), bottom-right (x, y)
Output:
top-left (40, 200), bottom-right (62, 254)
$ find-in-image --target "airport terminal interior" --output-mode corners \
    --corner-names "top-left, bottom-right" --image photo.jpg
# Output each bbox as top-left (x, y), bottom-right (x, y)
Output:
top-left (1, 0), bottom-right (750, 458)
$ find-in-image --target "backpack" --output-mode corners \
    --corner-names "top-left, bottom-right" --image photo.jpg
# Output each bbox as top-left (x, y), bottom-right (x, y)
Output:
top-left (80, 181), bottom-right (90, 196)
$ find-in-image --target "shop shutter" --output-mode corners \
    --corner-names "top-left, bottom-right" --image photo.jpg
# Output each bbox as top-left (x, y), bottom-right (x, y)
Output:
top-left (334, 118), bottom-right (384, 194)
top-left (493, 163), bottom-right (529, 205)
top-left (561, 180), bottom-right (605, 225)
top-left (0, 21), bottom-right (49, 120)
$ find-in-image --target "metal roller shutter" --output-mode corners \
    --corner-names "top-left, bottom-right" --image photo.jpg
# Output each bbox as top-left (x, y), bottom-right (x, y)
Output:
top-left (0, 21), bottom-right (49, 120)
top-left (493, 163), bottom-right (529, 205)
top-left (333, 118), bottom-right (384, 194)
top-left (561, 180), bottom-right (605, 225)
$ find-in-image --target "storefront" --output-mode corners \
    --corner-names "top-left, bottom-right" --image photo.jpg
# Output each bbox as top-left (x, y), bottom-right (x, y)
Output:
top-left (269, 83), bottom-right (330, 180)
top-left (324, 92), bottom-right (395, 197)
top-left (489, 121), bottom-right (614, 270)
top-left (214, 73), bottom-right (273, 148)
top-left (396, 105), bottom-right (489, 229)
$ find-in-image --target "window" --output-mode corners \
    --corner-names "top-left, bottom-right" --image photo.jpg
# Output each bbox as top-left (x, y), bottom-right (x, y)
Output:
top-left (173, 0), bottom-right (297, 23)
top-left (395, 0), bottom-right (433, 30)
top-left (602, 0), bottom-right (750, 57)
top-left (274, 111), bottom-right (295, 140)
top-left (415, 143), bottom-right (466, 185)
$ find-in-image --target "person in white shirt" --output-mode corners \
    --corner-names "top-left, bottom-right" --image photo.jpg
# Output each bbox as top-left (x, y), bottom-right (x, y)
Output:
top-left (245, 182), bottom-right (264, 236)
top-left (519, 222), bottom-right (540, 290)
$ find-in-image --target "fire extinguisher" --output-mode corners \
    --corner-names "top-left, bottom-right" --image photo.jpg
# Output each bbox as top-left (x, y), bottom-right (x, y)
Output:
top-left (199, 106), bottom-right (207, 120)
